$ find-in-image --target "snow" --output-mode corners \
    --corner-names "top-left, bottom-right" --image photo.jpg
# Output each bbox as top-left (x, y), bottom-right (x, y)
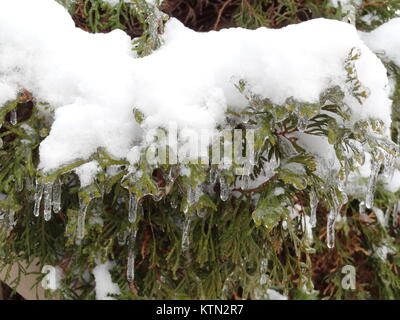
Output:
top-left (0, 0), bottom-right (394, 174)
top-left (373, 207), bottom-right (386, 227)
top-left (75, 161), bottom-right (101, 188)
top-left (381, 169), bottom-right (400, 193)
top-left (92, 260), bottom-right (121, 300)
top-left (360, 18), bottom-right (400, 67)
top-left (267, 289), bottom-right (288, 300)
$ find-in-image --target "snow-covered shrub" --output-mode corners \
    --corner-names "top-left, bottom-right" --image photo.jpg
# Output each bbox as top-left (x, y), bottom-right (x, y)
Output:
top-left (0, 0), bottom-right (399, 300)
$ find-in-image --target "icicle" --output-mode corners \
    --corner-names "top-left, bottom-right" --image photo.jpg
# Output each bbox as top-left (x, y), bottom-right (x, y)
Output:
top-left (33, 181), bottom-right (44, 217)
top-left (187, 185), bottom-right (195, 206)
top-left (209, 167), bottom-right (218, 184)
top-left (183, 202), bottom-right (189, 215)
top-left (8, 210), bottom-right (15, 229)
top-left (341, 0), bottom-right (358, 25)
top-left (384, 208), bottom-right (391, 228)
top-left (10, 109), bottom-right (17, 125)
top-left (239, 162), bottom-right (252, 190)
top-left (259, 258), bottom-right (269, 285)
top-left (365, 160), bottom-right (382, 209)
top-left (240, 175), bottom-right (250, 190)
top-left (326, 205), bottom-right (340, 249)
top-left (219, 176), bottom-right (229, 201)
top-left (309, 190), bottom-right (319, 228)
top-left (358, 201), bottom-right (369, 222)
top-left (76, 202), bottom-right (90, 241)
top-left (128, 193), bottom-right (138, 223)
top-left (181, 214), bottom-right (193, 254)
top-left (221, 272), bottom-right (235, 299)
top-left (43, 182), bottom-right (53, 221)
top-left (127, 228), bottom-right (138, 283)
top-left (194, 184), bottom-right (203, 203)
top-left (52, 180), bottom-right (62, 214)
top-left (383, 152), bottom-right (395, 179)
top-left (393, 200), bottom-right (399, 228)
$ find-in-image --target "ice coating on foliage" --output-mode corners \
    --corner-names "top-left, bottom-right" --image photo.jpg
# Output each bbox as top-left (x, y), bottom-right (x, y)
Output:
top-left (360, 18), bottom-right (400, 66)
top-left (0, 0), bottom-right (393, 172)
top-left (92, 260), bottom-right (121, 300)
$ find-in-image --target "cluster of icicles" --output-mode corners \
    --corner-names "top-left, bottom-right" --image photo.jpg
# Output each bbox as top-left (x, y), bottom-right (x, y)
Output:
top-left (310, 151), bottom-right (398, 249)
top-left (29, 153), bottom-right (399, 285)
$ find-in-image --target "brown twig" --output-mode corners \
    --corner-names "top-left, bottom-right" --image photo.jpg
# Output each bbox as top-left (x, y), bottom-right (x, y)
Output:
top-left (213, 0), bottom-right (234, 30)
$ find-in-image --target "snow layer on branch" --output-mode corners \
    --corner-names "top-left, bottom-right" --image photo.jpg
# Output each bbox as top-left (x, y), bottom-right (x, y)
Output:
top-left (0, 0), bottom-right (392, 172)
top-left (92, 261), bottom-right (121, 300)
top-left (75, 161), bottom-right (101, 188)
top-left (360, 18), bottom-right (400, 67)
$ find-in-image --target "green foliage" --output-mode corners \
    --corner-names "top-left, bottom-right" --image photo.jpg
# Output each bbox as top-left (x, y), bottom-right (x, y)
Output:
top-left (0, 0), bottom-right (399, 300)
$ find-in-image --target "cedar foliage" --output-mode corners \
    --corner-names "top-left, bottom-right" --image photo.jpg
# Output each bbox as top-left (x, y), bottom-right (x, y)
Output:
top-left (1, 0), bottom-right (400, 300)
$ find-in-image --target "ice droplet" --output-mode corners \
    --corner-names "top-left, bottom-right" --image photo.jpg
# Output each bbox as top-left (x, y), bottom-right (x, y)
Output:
top-left (128, 193), bottom-right (138, 223)
top-left (183, 202), bottom-right (189, 214)
top-left (52, 180), bottom-right (62, 214)
top-left (76, 202), bottom-right (90, 241)
top-left (219, 176), bottom-right (229, 201)
top-left (127, 228), bottom-right (138, 282)
top-left (309, 190), bottom-right (319, 228)
top-left (365, 160), bottom-right (382, 209)
top-left (242, 113), bottom-right (250, 124)
top-left (33, 180), bottom-right (44, 217)
top-left (43, 182), bottom-right (53, 221)
top-left (197, 209), bottom-right (206, 218)
top-left (10, 109), bottom-right (17, 125)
